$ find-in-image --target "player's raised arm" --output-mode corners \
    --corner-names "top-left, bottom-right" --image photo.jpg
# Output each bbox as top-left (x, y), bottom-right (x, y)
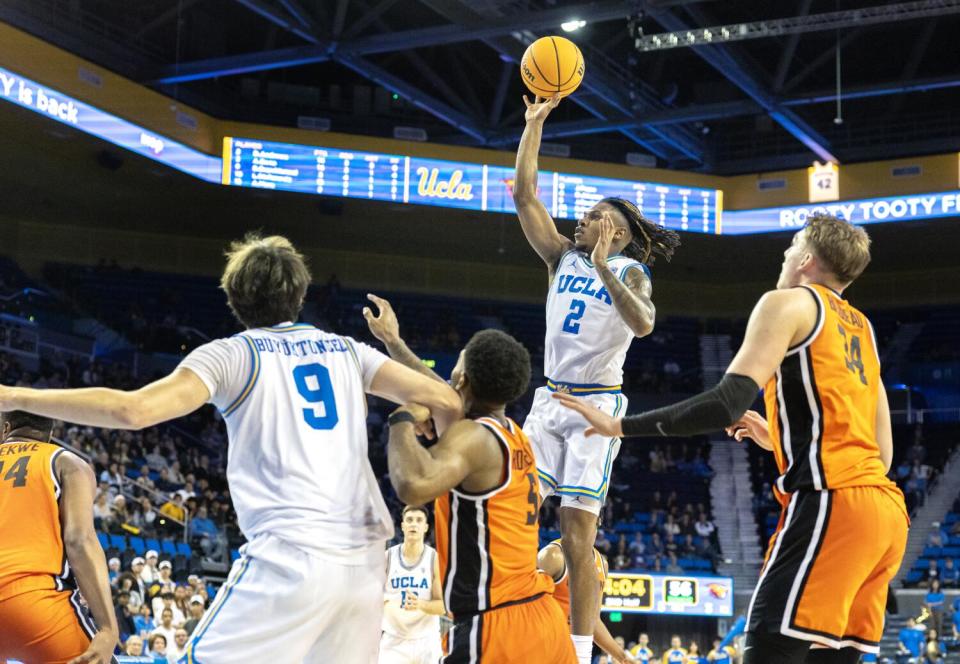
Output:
top-left (59, 453), bottom-right (120, 664)
top-left (514, 95), bottom-right (573, 270)
top-left (363, 293), bottom-right (446, 384)
top-left (386, 404), bottom-right (501, 506)
top-left (0, 368), bottom-right (210, 431)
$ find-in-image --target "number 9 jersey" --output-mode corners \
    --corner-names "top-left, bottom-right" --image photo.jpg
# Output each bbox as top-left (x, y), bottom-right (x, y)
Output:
top-left (763, 284), bottom-right (894, 493)
top-left (179, 322), bottom-right (395, 552)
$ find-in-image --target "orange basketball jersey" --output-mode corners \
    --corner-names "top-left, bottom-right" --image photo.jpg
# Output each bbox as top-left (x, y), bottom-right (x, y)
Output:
top-left (0, 439), bottom-right (72, 602)
top-left (435, 416), bottom-right (554, 618)
top-left (764, 284), bottom-right (895, 494)
top-left (547, 540), bottom-right (605, 619)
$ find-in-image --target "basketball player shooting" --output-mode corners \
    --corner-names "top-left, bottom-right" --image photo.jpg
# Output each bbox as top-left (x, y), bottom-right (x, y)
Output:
top-left (554, 214), bottom-right (908, 664)
top-left (513, 94), bottom-right (680, 664)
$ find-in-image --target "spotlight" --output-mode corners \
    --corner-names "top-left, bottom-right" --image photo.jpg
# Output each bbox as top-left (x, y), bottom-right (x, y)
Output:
top-left (561, 19), bottom-right (586, 32)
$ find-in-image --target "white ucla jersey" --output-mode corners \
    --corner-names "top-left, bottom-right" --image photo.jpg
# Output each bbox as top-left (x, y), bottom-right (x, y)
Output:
top-left (544, 250), bottom-right (649, 386)
top-left (179, 322), bottom-right (394, 554)
top-left (382, 544), bottom-right (440, 639)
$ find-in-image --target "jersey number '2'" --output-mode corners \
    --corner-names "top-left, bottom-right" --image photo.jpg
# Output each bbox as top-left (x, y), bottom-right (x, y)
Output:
top-left (292, 364), bottom-right (340, 430)
top-left (562, 299), bottom-right (586, 334)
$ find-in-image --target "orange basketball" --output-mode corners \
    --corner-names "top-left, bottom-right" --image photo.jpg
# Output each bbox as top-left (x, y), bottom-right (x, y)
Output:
top-left (520, 36), bottom-right (585, 98)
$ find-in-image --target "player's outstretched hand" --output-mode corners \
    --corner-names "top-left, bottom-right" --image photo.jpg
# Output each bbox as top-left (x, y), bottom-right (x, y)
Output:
top-left (523, 94), bottom-right (560, 124)
top-left (363, 293), bottom-right (400, 345)
top-left (551, 392), bottom-right (624, 438)
top-left (401, 592), bottom-right (422, 611)
top-left (68, 631), bottom-right (118, 664)
top-left (591, 216), bottom-right (615, 269)
top-left (726, 409), bottom-right (773, 450)
top-left (393, 403), bottom-right (436, 440)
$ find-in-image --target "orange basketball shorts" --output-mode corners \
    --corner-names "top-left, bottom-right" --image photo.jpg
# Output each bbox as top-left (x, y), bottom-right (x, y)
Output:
top-left (444, 592), bottom-right (576, 663)
top-left (747, 485), bottom-right (908, 655)
top-left (0, 587), bottom-right (95, 664)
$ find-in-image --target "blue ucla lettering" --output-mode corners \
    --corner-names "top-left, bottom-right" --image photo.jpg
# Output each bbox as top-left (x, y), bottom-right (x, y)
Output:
top-left (581, 278), bottom-right (598, 297)
top-left (568, 276), bottom-right (588, 293)
top-left (556, 275), bottom-right (572, 293)
top-left (390, 576), bottom-right (429, 589)
top-left (596, 286), bottom-right (612, 305)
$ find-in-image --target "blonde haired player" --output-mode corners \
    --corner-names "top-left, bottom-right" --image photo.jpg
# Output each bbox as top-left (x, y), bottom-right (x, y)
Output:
top-left (555, 214), bottom-right (908, 664)
top-left (380, 505), bottom-right (444, 664)
top-left (514, 95), bottom-right (680, 664)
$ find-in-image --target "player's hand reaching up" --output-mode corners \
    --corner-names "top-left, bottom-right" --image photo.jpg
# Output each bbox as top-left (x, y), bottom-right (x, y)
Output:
top-left (363, 293), bottom-right (400, 345)
top-left (591, 216), bottom-right (616, 269)
top-left (523, 94), bottom-right (560, 124)
top-left (726, 409), bottom-right (773, 450)
top-left (551, 392), bottom-right (623, 438)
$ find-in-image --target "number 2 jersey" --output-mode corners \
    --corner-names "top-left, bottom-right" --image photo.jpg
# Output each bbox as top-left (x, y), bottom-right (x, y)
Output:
top-left (434, 416), bottom-right (554, 618)
top-left (545, 250), bottom-right (648, 386)
top-left (763, 284), bottom-right (898, 495)
top-left (0, 440), bottom-right (73, 602)
top-left (180, 322), bottom-right (394, 556)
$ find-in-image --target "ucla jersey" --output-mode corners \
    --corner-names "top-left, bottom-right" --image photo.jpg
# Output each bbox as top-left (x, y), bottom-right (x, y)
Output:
top-left (180, 322), bottom-right (394, 555)
top-left (382, 544), bottom-right (440, 639)
top-left (545, 250), bottom-right (649, 387)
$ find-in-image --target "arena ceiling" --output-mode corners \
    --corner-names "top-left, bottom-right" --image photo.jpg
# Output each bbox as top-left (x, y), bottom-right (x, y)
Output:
top-left (3, 0), bottom-right (960, 173)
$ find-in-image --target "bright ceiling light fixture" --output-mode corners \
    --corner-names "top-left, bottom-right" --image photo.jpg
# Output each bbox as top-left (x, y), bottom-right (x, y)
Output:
top-left (561, 19), bottom-right (587, 32)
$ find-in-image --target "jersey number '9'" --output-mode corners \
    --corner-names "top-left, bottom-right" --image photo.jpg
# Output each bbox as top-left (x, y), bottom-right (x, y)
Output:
top-left (292, 364), bottom-right (340, 430)
top-left (563, 299), bottom-right (586, 334)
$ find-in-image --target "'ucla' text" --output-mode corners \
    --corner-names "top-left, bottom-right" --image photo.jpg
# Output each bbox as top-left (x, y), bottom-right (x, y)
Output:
top-left (555, 275), bottom-right (612, 305)
top-left (390, 576), bottom-right (429, 590)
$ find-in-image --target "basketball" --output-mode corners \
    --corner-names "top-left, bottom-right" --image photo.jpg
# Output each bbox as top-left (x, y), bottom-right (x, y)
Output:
top-left (520, 36), bottom-right (585, 98)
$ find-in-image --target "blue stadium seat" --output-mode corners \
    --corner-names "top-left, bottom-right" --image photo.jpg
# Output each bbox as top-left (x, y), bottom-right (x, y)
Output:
top-left (923, 546), bottom-right (942, 558)
top-left (161, 540), bottom-right (178, 557)
top-left (177, 542), bottom-right (192, 557)
top-left (145, 538), bottom-right (161, 553)
top-left (128, 537), bottom-right (145, 555)
top-left (230, 549), bottom-right (241, 562)
top-left (109, 534), bottom-right (127, 552)
top-left (943, 546), bottom-right (960, 557)
top-left (96, 532), bottom-right (109, 550)
top-left (906, 570), bottom-right (924, 585)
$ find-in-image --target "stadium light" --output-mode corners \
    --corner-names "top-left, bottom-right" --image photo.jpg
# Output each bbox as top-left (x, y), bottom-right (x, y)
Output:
top-left (561, 19), bottom-right (587, 32)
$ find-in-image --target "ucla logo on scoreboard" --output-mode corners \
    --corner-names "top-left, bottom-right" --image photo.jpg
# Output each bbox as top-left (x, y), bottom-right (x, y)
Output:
top-left (416, 167), bottom-right (473, 201)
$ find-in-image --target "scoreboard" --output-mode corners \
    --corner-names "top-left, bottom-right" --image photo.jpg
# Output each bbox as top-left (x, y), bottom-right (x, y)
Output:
top-left (602, 572), bottom-right (733, 617)
top-left (222, 137), bottom-right (723, 233)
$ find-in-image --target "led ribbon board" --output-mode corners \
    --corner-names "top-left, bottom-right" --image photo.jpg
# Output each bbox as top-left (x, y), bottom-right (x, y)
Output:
top-left (222, 137), bottom-right (723, 233)
top-left (602, 571), bottom-right (733, 617)
top-left (0, 65), bottom-right (221, 182)
top-left (721, 191), bottom-right (960, 234)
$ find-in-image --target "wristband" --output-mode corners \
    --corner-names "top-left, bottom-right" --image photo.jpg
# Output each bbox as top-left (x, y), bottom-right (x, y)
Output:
top-left (388, 411), bottom-right (417, 427)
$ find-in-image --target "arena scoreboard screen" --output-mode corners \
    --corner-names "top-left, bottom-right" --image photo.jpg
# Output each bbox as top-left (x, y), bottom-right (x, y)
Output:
top-left (602, 572), bottom-right (733, 617)
top-left (221, 137), bottom-right (723, 233)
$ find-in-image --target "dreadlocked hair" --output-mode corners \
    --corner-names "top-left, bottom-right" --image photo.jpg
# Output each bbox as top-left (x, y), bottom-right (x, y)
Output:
top-left (602, 197), bottom-right (681, 266)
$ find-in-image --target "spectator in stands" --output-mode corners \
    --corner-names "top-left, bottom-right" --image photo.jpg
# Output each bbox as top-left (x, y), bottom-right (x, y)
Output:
top-left (628, 533), bottom-right (645, 557)
top-left (923, 629), bottom-right (945, 662)
top-left (155, 561), bottom-right (176, 594)
top-left (666, 553), bottom-right (683, 574)
top-left (173, 585), bottom-right (191, 619)
top-left (595, 528), bottom-right (612, 555)
top-left (141, 550), bottom-right (160, 585)
top-left (189, 505), bottom-right (223, 559)
top-left (134, 604), bottom-right (156, 640)
top-left (924, 559), bottom-right (941, 587)
top-left (942, 558), bottom-right (959, 588)
top-left (928, 530), bottom-right (944, 549)
top-left (148, 634), bottom-right (168, 658)
top-left (952, 605), bottom-right (960, 645)
top-left (93, 491), bottom-right (111, 528)
top-left (152, 591), bottom-right (185, 627)
top-left (695, 514), bottom-right (716, 541)
top-left (140, 497), bottom-right (159, 535)
top-left (664, 533), bottom-right (679, 557)
top-left (159, 493), bottom-right (186, 533)
top-left (648, 533), bottom-right (664, 557)
top-left (926, 580), bottom-right (946, 634)
top-left (662, 514), bottom-right (680, 538)
top-left (117, 573), bottom-right (142, 611)
top-left (183, 595), bottom-right (206, 635)
top-left (168, 628), bottom-right (190, 664)
top-left (682, 534), bottom-right (697, 557)
top-left (152, 608), bottom-right (178, 648)
top-left (100, 461), bottom-right (123, 490)
top-left (124, 635), bottom-right (145, 657)
top-left (114, 590), bottom-right (137, 641)
top-left (107, 557), bottom-right (121, 584)
top-left (897, 617), bottom-right (925, 663)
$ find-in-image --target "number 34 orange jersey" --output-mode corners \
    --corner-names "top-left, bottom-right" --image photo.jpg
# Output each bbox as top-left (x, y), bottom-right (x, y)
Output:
top-left (764, 284), bottom-right (896, 495)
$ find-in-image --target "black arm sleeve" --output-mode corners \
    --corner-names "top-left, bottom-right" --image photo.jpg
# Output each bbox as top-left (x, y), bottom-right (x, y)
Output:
top-left (620, 373), bottom-right (760, 438)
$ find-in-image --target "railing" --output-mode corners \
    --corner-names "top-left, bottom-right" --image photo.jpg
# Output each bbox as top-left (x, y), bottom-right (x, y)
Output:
top-left (891, 407), bottom-right (960, 424)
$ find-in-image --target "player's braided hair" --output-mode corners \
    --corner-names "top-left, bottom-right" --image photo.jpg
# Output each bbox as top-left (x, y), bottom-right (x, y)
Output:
top-left (602, 198), bottom-right (681, 266)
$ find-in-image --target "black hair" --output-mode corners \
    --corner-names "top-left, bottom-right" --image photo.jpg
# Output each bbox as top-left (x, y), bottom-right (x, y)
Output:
top-left (2, 411), bottom-right (54, 438)
top-left (602, 197), bottom-right (681, 266)
top-left (463, 329), bottom-right (531, 405)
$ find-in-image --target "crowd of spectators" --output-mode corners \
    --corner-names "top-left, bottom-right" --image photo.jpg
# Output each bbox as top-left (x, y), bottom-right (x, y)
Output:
top-left (896, 602), bottom-right (960, 663)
